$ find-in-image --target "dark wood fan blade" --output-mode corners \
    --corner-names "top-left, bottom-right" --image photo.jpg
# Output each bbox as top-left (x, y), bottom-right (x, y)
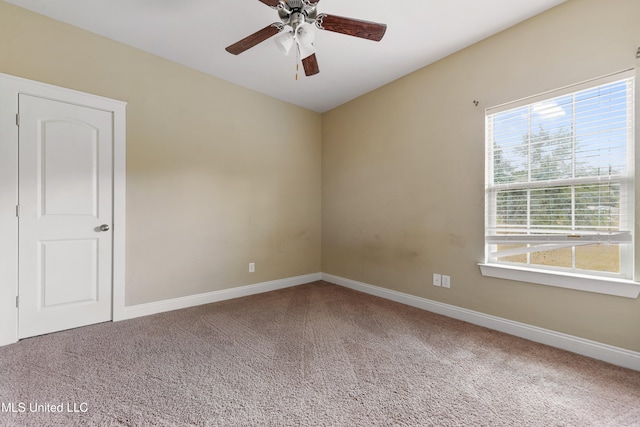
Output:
top-left (258, 0), bottom-right (280, 7)
top-left (225, 24), bottom-right (283, 55)
top-left (302, 53), bottom-right (320, 76)
top-left (316, 14), bottom-right (386, 41)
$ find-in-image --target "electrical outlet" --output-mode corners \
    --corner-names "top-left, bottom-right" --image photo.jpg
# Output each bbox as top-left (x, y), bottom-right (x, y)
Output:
top-left (249, 262), bottom-right (255, 273)
top-left (442, 275), bottom-right (451, 288)
top-left (433, 273), bottom-right (441, 287)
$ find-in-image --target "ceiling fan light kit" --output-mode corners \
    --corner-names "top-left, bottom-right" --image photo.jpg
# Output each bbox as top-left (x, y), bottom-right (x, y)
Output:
top-left (274, 30), bottom-right (294, 55)
top-left (274, 21), bottom-right (315, 58)
top-left (225, 0), bottom-right (387, 77)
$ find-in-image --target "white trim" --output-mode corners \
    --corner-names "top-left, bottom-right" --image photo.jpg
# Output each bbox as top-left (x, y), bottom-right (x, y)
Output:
top-left (479, 263), bottom-right (640, 298)
top-left (111, 100), bottom-right (127, 322)
top-left (635, 62), bottom-right (640, 281)
top-left (322, 273), bottom-right (640, 371)
top-left (0, 73), bottom-right (127, 346)
top-left (0, 77), bottom-right (19, 347)
top-left (4, 268), bottom-right (638, 371)
top-left (122, 273), bottom-right (322, 320)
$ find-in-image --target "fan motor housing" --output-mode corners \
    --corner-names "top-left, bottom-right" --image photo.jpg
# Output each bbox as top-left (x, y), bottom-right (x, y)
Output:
top-left (278, 0), bottom-right (318, 24)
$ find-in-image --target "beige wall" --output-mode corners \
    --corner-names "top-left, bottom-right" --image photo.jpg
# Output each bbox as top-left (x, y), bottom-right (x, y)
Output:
top-left (0, 2), bottom-right (322, 305)
top-left (322, 0), bottom-right (640, 351)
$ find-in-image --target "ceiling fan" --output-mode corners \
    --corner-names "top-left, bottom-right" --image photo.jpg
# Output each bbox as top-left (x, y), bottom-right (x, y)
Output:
top-left (225, 0), bottom-right (387, 77)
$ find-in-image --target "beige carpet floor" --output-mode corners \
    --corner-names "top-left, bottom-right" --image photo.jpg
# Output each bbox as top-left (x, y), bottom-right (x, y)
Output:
top-left (1, 281), bottom-right (639, 426)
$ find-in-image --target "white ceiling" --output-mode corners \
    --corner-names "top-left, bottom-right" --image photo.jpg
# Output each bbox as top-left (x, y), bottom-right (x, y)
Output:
top-left (5, 0), bottom-right (566, 112)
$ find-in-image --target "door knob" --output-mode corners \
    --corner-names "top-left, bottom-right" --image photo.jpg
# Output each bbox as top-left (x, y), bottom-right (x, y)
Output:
top-left (99, 224), bottom-right (110, 232)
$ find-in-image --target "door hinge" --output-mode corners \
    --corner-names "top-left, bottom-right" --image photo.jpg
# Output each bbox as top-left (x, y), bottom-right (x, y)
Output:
top-left (16, 205), bottom-right (20, 218)
top-left (16, 296), bottom-right (19, 308)
top-left (15, 113), bottom-right (20, 126)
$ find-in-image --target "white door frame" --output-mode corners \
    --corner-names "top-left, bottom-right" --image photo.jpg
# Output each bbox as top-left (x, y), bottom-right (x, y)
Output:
top-left (0, 73), bottom-right (127, 346)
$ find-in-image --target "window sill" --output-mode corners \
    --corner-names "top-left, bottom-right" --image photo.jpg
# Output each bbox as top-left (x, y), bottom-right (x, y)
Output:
top-left (478, 263), bottom-right (640, 299)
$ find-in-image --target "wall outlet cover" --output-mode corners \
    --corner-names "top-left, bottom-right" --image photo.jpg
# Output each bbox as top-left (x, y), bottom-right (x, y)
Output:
top-left (433, 273), bottom-right (442, 287)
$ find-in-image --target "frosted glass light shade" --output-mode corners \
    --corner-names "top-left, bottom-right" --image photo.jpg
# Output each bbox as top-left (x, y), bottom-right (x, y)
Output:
top-left (275, 31), bottom-right (294, 55)
top-left (296, 23), bottom-right (315, 59)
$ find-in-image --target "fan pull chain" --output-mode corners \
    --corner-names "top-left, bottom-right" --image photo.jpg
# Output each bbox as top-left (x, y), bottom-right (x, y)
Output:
top-left (295, 46), bottom-right (300, 80)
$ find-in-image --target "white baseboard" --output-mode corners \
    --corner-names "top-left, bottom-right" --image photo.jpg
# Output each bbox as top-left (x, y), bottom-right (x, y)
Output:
top-left (322, 273), bottom-right (640, 372)
top-left (120, 271), bottom-right (640, 371)
top-left (122, 273), bottom-right (322, 320)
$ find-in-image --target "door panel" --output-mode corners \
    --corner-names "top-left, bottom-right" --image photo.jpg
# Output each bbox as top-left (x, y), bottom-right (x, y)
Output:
top-left (40, 239), bottom-right (98, 307)
top-left (41, 121), bottom-right (99, 217)
top-left (18, 94), bottom-right (113, 339)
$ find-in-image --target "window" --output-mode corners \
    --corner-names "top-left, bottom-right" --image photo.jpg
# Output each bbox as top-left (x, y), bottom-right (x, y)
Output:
top-left (481, 71), bottom-right (639, 297)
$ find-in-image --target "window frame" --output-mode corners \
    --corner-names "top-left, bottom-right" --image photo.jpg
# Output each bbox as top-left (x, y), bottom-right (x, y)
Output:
top-left (479, 70), bottom-right (640, 299)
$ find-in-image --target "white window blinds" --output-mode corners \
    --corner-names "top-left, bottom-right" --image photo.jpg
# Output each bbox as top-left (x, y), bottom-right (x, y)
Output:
top-left (485, 71), bottom-right (635, 277)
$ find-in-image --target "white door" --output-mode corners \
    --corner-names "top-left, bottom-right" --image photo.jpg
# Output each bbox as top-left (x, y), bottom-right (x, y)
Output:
top-left (18, 94), bottom-right (114, 339)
